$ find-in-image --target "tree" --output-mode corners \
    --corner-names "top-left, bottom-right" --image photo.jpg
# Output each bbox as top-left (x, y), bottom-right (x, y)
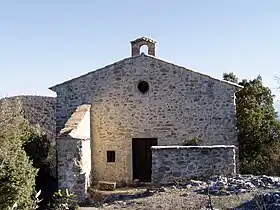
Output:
top-left (222, 72), bottom-right (238, 84)
top-left (0, 112), bottom-right (57, 209)
top-left (23, 127), bottom-right (57, 208)
top-left (0, 124), bottom-right (38, 209)
top-left (223, 73), bottom-right (280, 175)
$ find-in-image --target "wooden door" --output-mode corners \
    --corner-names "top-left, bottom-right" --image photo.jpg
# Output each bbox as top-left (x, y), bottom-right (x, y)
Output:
top-left (132, 138), bottom-right (158, 182)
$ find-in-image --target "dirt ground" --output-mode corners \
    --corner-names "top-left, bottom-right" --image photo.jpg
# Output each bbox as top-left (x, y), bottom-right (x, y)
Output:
top-left (81, 186), bottom-right (260, 210)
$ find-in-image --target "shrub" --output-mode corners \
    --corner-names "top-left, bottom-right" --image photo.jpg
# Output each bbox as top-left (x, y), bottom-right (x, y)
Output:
top-left (0, 137), bottom-right (37, 209)
top-left (22, 125), bottom-right (57, 208)
top-left (183, 137), bottom-right (201, 146)
top-left (0, 116), bottom-right (57, 209)
top-left (48, 189), bottom-right (79, 210)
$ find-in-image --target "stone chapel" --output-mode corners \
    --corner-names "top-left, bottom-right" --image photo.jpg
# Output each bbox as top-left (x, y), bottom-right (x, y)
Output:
top-left (50, 37), bottom-right (242, 201)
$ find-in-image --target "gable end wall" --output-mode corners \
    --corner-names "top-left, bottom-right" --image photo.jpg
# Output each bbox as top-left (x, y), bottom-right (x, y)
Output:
top-left (53, 54), bottom-right (238, 184)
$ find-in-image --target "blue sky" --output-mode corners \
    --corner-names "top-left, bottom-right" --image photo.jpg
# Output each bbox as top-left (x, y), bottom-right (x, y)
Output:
top-left (0, 1), bottom-right (279, 106)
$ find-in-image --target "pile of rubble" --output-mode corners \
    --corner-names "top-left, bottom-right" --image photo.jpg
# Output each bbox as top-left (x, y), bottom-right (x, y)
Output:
top-left (171, 174), bottom-right (280, 195)
top-left (235, 192), bottom-right (280, 210)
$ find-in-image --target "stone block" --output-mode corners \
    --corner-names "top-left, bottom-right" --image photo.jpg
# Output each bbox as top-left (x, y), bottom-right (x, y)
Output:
top-left (97, 181), bottom-right (116, 191)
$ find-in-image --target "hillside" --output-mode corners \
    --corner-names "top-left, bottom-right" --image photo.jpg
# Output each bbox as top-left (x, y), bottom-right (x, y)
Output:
top-left (0, 95), bottom-right (56, 139)
top-left (0, 95), bottom-right (56, 176)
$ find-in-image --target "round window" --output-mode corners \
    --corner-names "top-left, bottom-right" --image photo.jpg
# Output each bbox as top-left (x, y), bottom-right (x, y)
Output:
top-left (137, 81), bottom-right (150, 94)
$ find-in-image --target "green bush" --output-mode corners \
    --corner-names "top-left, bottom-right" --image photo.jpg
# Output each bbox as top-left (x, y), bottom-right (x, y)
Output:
top-left (23, 126), bottom-right (51, 170)
top-left (223, 73), bottom-right (280, 175)
top-left (183, 137), bottom-right (201, 146)
top-left (22, 124), bottom-right (57, 208)
top-left (48, 189), bottom-right (79, 210)
top-left (0, 116), bottom-right (57, 209)
top-left (0, 137), bottom-right (37, 209)
top-left (0, 118), bottom-right (45, 209)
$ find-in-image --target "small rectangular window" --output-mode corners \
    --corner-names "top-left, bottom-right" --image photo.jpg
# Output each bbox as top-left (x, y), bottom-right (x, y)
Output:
top-left (107, 151), bottom-right (115, 162)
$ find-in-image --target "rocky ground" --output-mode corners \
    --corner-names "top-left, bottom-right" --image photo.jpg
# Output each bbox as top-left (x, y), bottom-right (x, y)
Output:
top-left (81, 174), bottom-right (280, 210)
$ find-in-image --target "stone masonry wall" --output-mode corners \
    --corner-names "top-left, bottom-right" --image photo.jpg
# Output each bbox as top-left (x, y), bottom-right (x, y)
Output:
top-left (151, 146), bottom-right (236, 185)
top-left (57, 137), bottom-right (91, 202)
top-left (56, 105), bottom-right (91, 202)
top-left (51, 53), bottom-right (241, 184)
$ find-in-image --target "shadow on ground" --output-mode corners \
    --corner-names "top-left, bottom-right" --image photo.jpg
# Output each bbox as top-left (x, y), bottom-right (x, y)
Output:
top-left (230, 193), bottom-right (280, 210)
top-left (84, 189), bottom-right (155, 208)
top-left (104, 190), bottom-right (154, 203)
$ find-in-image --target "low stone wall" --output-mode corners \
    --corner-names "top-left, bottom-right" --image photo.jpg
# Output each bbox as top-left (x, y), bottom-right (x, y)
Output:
top-left (151, 145), bottom-right (236, 185)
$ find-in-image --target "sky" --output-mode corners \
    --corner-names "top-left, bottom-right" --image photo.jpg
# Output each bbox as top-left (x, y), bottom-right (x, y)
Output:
top-left (0, 1), bottom-right (279, 107)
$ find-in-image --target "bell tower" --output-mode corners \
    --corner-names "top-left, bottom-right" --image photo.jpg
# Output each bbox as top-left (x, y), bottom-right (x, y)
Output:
top-left (130, 37), bottom-right (156, 57)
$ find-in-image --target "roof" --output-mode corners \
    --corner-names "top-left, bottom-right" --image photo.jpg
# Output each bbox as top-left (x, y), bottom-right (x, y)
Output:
top-left (130, 36), bottom-right (157, 44)
top-left (59, 104), bottom-right (91, 136)
top-left (49, 53), bottom-right (243, 91)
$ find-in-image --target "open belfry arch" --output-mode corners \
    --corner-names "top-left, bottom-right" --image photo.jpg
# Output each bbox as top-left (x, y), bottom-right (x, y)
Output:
top-left (130, 37), bottom-right (156, 56)
top-left (50, 36), bottom-right (241, 202)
